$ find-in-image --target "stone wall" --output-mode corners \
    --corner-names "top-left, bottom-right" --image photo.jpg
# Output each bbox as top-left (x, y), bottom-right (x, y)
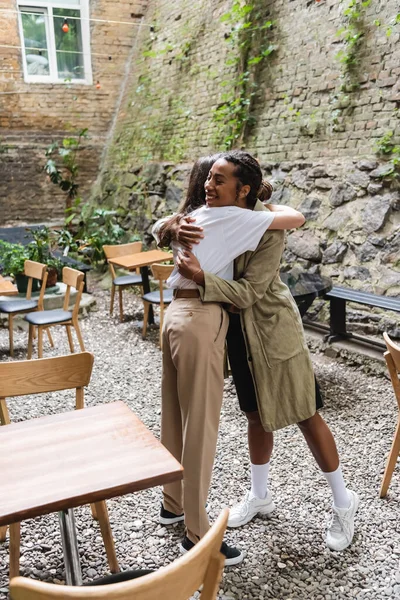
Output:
top-left (0, 0), bottom-right (148, 223)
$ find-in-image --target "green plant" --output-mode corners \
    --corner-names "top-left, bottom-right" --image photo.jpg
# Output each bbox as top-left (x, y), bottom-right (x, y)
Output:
top-left (374, 130), bottom-right (400, 177)
top-left (44, 128), bottom-right (88, 221)
top-left (0, 241), bottom-right (29, 277)
top-left (212, 1), bottom-right (275, 149)
top-left (330, 0), bottom-right (370, 132)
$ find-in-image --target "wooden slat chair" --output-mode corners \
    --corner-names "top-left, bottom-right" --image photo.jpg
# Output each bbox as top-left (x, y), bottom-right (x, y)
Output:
top-left (142, 263), bottom-right (174, 348)
top-left (0, 352), bottom-right (119, 578)
top-left (25, 267), bottom-right (86, 359)
top-left (10, 509), bottom-right (228, 599)
top-left (103, 242), bottom-right (143, 322)
top-left (380, 332), bottom-right (400, 498)
top-left (0, 260), bottom-right (51, 357)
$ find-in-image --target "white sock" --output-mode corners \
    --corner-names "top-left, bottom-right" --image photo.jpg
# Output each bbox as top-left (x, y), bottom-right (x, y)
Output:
top-left (250, 461), bottom-right (270, 499)
top-left (323, 466), bottom-right (350, 509)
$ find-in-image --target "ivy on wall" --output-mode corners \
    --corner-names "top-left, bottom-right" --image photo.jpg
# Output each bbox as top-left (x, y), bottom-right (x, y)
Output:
top-left (330, 0), bottom-right (371, 132)
top-left (212, 1), bottom-right (275, 150)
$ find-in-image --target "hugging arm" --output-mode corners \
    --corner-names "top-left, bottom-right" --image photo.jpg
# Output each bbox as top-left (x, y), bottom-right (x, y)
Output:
top-left (152, 215), bottom-right (204, 249)
top-left (199, 230), bottom-right (285, 310)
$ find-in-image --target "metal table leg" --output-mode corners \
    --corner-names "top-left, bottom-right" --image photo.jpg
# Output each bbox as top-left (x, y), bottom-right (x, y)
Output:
top-left (58, 509), bottom-right (82, 586)
top-left (140, 266), bottom-right (154, 325)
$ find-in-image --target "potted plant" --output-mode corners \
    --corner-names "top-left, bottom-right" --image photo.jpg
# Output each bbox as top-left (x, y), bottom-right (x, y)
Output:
top-left (0, 240), bottom-right (37, 293)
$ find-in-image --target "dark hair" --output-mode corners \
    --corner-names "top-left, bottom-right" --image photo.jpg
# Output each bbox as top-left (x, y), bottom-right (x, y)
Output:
top-left (258, 179), bottom-right (273, 202)
top-left (221, 150), bottom-right (267, 209)
top-left (178, 154), bottom-right (221, 214)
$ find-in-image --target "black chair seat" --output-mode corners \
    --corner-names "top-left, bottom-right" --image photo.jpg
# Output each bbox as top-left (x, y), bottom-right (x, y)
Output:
top-left (0, 299), bottom-right (38, 314)
top-left (114, 274), bottom-right (143, 286)
top-left (25, 309), bottom-right (72, 326)
top-left (84, 569), bottom-right (154, 586)
top-left (142, 289), bottom-right (174, 305)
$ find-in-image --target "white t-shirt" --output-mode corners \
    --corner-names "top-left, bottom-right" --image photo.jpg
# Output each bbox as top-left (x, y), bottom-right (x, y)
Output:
top-left (168, 205), bottom-right (275, 289)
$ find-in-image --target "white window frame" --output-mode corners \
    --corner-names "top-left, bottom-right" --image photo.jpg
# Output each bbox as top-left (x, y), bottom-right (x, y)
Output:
top-left (17, 0), bottom-right (93, 85)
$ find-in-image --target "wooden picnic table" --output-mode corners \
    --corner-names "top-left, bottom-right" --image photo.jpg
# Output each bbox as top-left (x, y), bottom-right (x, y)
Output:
top-left (0, 401), bottom-right (183, 585)
top-left (109, 249), bottom-right (174, 325)
top-left (0, 275), bottom-right (18, 296)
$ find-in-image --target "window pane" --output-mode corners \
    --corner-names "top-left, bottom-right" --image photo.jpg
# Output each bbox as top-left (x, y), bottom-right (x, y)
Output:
top-left (51, 0), bottom-right (80, 4)
top-left (53, 8), bottom-right (84, 80)
top-left (21, 11), bottom-right (50, 76)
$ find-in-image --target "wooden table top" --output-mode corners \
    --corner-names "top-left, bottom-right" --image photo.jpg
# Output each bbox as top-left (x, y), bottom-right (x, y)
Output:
top-left (108, 249), bottom-right (173, 270)
top-left (0, 401), bottom-right (183, 526)
top-left (0, 275), bottom-right (18, 296)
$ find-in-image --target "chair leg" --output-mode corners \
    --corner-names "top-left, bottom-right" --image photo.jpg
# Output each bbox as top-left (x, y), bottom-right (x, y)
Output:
top-left (93, 501), bottom-right (119, 574)
top-left (118, 287), bottom-right (124, 323)
top-left (73, 319), bottom-right (85, 352)
top-left (8, 314), bottom-right (14, 357)
top-left (9, 522), bottom-right (20, 580)
top-left (66, 325), bottom-right (75, 353)
top-left (46, 328), bottom-right (54, 348)
top-left (110, 284), bottom-right (115, 316)
top-left (0, 526), bottom-right (7, 543)
top-left (27, 324), bottom-right (34, 360)
top-left (380, 418), bottom-right (400, 498)
top-left (38, 326), bottom-right (43, 359)
top-left (142, 302), bottom-right (150, 339)
top-left (0, 398), bottom-right (10, 425)
top-left (90, 504), bottom-right (98, 521)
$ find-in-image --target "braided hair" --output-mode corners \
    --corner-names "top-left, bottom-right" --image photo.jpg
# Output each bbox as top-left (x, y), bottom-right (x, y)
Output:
top-left (221, 150), bottom-right (272, 208)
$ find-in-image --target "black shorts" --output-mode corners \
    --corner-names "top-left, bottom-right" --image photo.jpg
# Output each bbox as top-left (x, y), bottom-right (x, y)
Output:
top-left (226, 312), bottom-right (324, 414)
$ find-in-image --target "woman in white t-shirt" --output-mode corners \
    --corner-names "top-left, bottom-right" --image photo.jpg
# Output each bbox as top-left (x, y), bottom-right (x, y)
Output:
top-left (159, 154), bottom-right (305, 566)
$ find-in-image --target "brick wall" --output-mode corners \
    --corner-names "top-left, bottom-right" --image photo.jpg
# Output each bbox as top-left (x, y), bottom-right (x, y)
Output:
top-left (0, 0), bottom-right (148, 223)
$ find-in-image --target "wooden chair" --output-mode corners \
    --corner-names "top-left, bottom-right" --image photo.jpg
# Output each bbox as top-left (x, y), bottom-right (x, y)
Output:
top-left (10, 508), bottom-right (228, 599)
top-left (25, 267), bottom-right (86, 359)
top-left (0, 260), bottom-right (51, 357)
top-left (0, 352), bottom-right (119, 578)
top-left (103, 242), bottom-right (143, 322)
top-left (380, 332), bottom-right (400, 498)
top-left (142, 263), bottom-right (174, 348)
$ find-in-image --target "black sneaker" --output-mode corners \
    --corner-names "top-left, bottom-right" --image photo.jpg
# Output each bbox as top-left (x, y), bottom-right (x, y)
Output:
top-left (159, 504), bottom-right (184, 525)
top-left (159, 503), bottom-right (209, 525)
top-left (180, 536), bottom-right (244, 567)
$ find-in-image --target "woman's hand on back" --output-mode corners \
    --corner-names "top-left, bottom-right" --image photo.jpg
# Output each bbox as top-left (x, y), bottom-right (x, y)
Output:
top-left (174, 216), bottom-right (204, 250)
top-left (176, 249), bottom-right (205, 285)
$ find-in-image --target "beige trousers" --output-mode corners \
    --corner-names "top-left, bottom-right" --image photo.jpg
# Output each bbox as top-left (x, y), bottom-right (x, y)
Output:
top-left (161, 297), bottom-right (228, 543)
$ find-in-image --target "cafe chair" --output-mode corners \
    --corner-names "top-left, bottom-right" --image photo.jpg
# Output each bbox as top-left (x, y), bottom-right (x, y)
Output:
top-left (0, 352), bottom-right (119, 579)
top-left (25, 267), bottom-right (85, 359)
top-left (380, 332), bottom-right (400, 498)
top-left (142, 263), bottom-right (174, 348)
top-left (103, 242), bottom-right (143, 322)
top-left (10, 508), bottom-right (229, 600)
top-left (0, 260), bottom-right (51, 357)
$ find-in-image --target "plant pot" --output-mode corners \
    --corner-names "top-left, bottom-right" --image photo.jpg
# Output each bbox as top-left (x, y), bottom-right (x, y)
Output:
top-left (46, 267), bottom-right (58, 288)
top-left (15, 274), bottom-right (40, 294)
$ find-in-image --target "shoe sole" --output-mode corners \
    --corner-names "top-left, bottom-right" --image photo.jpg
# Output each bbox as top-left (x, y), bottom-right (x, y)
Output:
top-left (180, 544), bottom-right (244, 567)
top-left (159, 514), bottom-right (184, 525)
top-left (228, 503), bottom-right (276, 528)
top-left (326, 492), bottom-right (360, 552)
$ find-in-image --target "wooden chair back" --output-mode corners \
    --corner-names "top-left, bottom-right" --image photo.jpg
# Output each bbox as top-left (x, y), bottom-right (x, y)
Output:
top-left (151, 263), bottom-right (174, 305)
top-left (383, 332), bottom-right (400, 409)
top-left (103, 242), bottom-right (143, 278)
top-left (10, 508), bottom-right (228, 600)
top-left (62, 267), bottom-right (85, 319)
top-left (24, 260), bottom-right (48, 309)
top-left (0, 352), bottom-right (94, 424)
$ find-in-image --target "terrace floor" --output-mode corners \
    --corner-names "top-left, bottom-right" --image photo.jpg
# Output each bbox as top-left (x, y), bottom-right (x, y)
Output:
top-left (0, 280), bottom-right (399, 599)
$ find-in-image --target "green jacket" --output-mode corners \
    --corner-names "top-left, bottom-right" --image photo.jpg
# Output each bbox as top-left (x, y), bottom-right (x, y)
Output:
top-left (199, 200), bottom-right (316, 432)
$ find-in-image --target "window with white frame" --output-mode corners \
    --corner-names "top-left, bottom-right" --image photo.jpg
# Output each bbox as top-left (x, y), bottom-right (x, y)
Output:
top-left (17, 0), bottom-right (92, 84)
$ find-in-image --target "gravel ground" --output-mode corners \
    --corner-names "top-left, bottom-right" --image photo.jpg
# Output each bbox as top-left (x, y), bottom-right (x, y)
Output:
top-left (0, 283), bottom-right (399, 599)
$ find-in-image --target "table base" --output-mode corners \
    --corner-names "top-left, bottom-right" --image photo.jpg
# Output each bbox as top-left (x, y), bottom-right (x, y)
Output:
top-left (58, 509), bottom-right (82, 586)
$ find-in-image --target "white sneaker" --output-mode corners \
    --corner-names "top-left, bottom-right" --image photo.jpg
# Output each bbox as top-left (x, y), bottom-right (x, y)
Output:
top-left (326, 489), bottom-right (359, 551)
top-left (228, 489), bottom-right (275, 528)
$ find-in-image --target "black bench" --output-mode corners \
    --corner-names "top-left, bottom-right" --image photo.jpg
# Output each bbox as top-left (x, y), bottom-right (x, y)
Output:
top-left (324, 286), bottom-right (400, 350)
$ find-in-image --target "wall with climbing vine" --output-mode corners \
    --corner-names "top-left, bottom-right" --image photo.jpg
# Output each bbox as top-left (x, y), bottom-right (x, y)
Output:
top-left (99, 0), bottom-right (399, 340)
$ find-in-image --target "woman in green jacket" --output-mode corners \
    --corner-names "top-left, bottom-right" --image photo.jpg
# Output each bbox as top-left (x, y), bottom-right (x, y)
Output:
top-left (159, 150), bottom-right (359, 553)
